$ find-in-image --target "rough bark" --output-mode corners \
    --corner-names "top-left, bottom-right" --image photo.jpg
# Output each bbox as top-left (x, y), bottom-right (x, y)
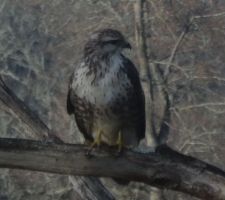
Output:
top-left (0, 138), bottom-right (225, 200)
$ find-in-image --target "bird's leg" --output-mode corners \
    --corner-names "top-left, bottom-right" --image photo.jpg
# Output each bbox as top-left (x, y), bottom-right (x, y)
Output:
top-left (116, 131), bottom-right (123, 153)
top-left (92, 130), bottom-right (102, 148)
top-left (86, 130), bottom-right (102, 155)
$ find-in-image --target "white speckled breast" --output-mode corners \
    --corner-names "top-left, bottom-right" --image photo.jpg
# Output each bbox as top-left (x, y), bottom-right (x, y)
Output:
top-left (71, 54), bottom-right (132, 144)
top-left (72, 54), bottom-right (131, 107)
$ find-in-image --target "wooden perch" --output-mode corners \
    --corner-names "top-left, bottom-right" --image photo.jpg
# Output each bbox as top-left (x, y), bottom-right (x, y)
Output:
top-left (0, 138), bottom-right (225, 200)
top-left (0, 75), bottom-right (115, 200)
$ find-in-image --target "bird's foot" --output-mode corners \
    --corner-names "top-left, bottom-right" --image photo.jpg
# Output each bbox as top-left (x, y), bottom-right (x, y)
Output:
top-left (115, 131), bottom-right (123, 156)
top-left (86, 131), bottom-right (102, 156)
top-left (86, 141), bottom-right (100, 156)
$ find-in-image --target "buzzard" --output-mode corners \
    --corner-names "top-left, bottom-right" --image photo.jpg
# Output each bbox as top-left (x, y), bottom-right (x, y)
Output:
top-left (67, 29), bottom-right (145, 153)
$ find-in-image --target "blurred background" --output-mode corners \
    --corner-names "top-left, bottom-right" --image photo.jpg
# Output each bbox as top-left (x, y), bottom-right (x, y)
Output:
top-left (1, 0), bottom-right (225, 199)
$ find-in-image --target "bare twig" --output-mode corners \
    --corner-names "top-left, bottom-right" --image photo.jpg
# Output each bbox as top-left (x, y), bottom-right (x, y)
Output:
top-left (163, 29), bottom-right (187, 79)
top-left (192, 11), bottom-right (225, 20)
top-left (1, 138), bottom-right (225, 200)
top-left (171, 102), bottom-right (225, 111)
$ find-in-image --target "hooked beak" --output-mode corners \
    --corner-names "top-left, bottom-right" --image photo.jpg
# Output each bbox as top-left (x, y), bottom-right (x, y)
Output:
top-left (122, 41), bottom-right (132, 49)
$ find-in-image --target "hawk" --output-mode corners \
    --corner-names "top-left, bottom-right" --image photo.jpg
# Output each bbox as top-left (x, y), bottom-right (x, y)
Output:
top-left (67, 29), bottom-right (145, 153)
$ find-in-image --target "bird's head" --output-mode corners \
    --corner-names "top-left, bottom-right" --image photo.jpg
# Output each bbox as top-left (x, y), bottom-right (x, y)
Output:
top-left (84, 29), bottom-right (131, 57)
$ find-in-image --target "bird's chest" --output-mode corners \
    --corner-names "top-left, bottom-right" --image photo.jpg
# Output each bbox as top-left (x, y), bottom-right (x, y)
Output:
top-left (73, 63), bottom-right (131, 108)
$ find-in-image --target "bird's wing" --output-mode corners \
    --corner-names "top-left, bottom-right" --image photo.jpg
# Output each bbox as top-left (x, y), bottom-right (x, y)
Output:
top-left (67, 70), bottom-right (94, 141)
top-left (122, 56), bottom-right (146, 140)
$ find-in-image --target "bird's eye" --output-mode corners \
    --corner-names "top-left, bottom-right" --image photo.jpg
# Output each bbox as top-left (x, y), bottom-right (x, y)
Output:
top-left (108, 40), bottom-right (120, 45)
top-left (102, 40), bottom-right (121, 45)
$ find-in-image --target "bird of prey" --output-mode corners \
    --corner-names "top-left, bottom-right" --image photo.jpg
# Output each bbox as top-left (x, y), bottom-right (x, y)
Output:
top-left (67, 29), bottom-right (145, 153)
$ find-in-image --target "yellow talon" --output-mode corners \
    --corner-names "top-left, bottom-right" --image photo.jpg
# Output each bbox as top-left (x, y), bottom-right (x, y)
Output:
top-left (87, 130), bottom-right (102, 155)
top-left (92, 130), bottom-right (102, 147)
top-left (116, 131), bottom-right (123, 153)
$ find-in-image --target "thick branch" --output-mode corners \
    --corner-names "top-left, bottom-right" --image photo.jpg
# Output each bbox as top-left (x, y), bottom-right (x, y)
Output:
top-left (1, 138), bottom-right (225, 200)
top-left (0, 75), bottom-right (115, 200)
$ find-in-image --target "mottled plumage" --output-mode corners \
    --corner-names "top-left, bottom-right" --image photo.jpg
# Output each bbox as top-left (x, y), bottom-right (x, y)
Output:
top-left (67, 29), bottom-right (145, 148)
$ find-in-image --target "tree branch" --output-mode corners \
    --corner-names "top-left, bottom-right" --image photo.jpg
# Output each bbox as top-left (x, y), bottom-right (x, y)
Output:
top-left (0, 75), bottom-right (115, 200)
top-left (0, 138), bottom-right (225, 200)
top-left (134, 0), bottom-right (158, 147)
top-left (0, 76), bottom-right (49, 140)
